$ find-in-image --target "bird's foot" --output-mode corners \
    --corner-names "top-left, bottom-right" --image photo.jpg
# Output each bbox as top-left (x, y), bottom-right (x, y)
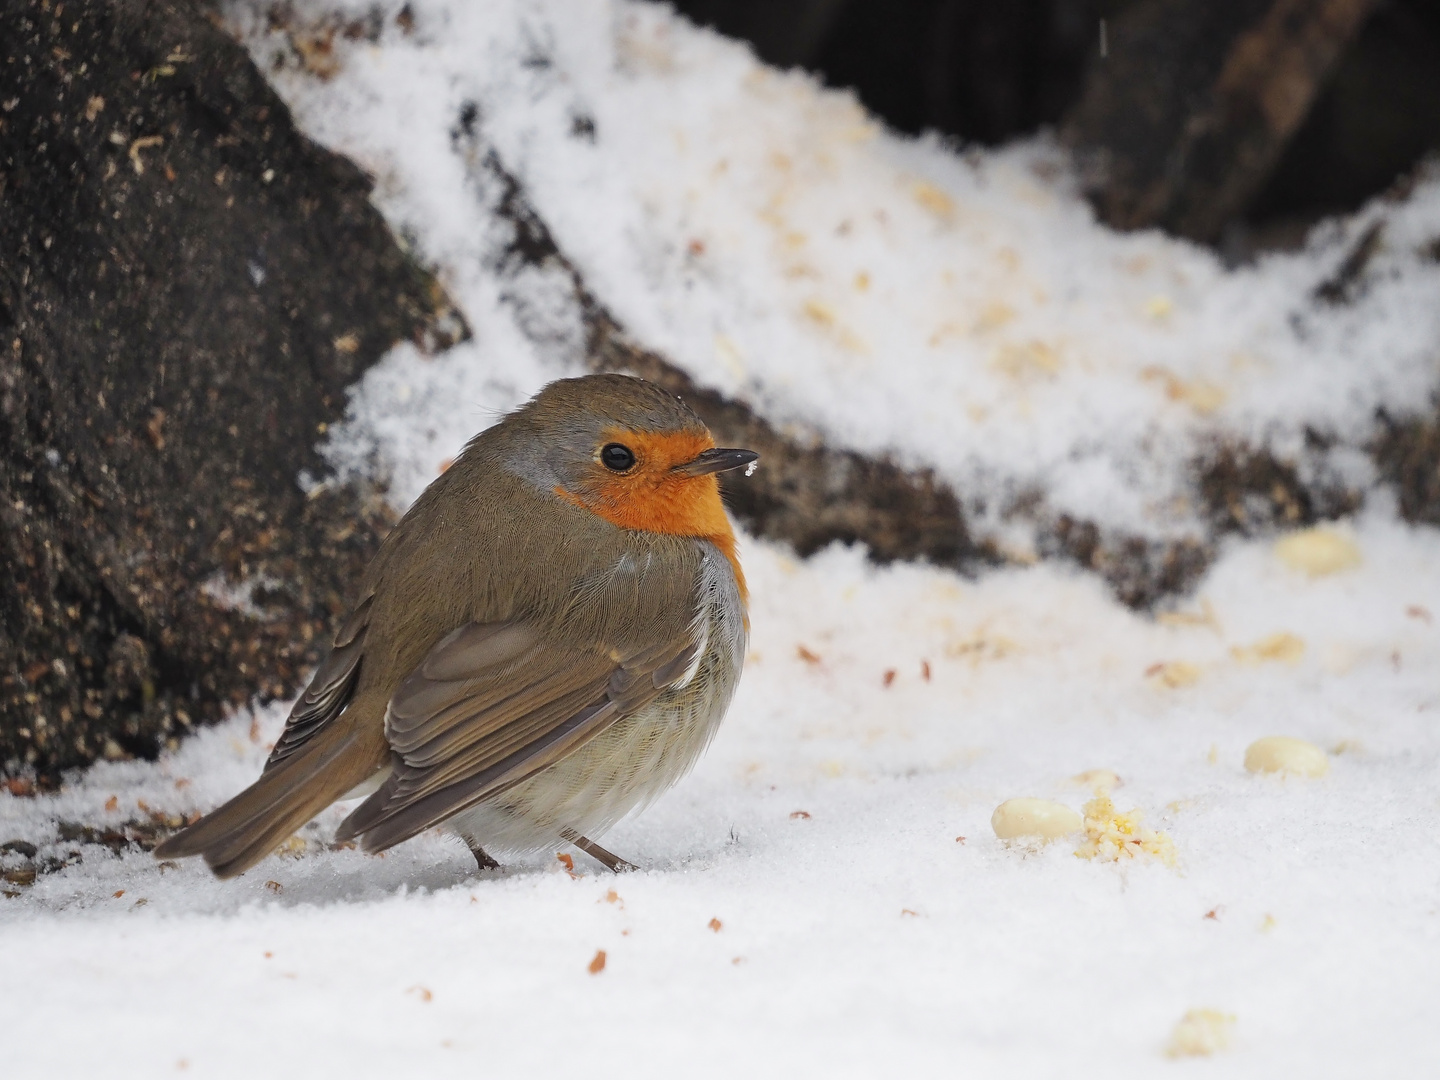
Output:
top-left (468, 843), bottom-right (501, 872)
top-left (559, 828), bottom-right (637, 874)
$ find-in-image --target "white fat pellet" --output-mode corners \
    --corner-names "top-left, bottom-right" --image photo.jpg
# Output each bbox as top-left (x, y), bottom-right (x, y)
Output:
top-left (991, 798), bottom-right (1082, 841)
top-left (1274, 528), bottom-right (1361, 576)
top-left (1166, 1009), bottom-right (1235, 1057)
top-left (1244, 736), bottom-right (1329, 777)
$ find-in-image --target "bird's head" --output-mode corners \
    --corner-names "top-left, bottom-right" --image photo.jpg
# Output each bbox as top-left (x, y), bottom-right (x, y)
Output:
top-left (506, 374), bottom-right (757, 544)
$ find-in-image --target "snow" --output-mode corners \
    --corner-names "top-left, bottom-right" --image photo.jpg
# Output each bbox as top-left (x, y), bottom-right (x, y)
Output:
top-left (4, 1), bottom-right (1440, 1075)
top-left (237, 0), bottom-right (1440, 540)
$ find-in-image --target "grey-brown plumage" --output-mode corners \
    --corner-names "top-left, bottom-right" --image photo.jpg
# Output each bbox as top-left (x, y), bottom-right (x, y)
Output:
top-left (155, 374), bottom-right (754, 878)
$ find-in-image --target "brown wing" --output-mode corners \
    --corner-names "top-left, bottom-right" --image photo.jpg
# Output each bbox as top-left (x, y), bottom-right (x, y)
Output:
top-left (264, 593), bottom-right (374, 771)
top-left (334, 619), bottom-right (700, 853)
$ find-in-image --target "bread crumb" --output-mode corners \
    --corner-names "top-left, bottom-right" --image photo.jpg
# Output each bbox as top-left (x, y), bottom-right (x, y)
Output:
top-left (1075, 796), bottom-right (1176, 867)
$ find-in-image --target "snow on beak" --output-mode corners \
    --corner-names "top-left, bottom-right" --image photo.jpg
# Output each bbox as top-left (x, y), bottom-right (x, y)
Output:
top-left (672, 447), bottom-right (760, 477)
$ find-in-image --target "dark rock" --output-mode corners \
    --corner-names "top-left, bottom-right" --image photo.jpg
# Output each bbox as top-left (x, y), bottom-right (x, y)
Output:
top-left (1064, 0), bottom-right (1381, 241)
top-left (0, 0), bottom-right (464, 781)
top-left (1374, 408), bottom-right (1440, 526)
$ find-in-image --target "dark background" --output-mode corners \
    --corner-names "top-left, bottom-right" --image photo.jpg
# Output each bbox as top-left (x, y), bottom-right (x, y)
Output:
top-left (668, 0), bottom-right (1440, 254)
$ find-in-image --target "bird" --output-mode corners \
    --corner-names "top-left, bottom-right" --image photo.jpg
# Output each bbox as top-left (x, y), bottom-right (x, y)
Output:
top-left (154, 373), bottom-right (757, 879)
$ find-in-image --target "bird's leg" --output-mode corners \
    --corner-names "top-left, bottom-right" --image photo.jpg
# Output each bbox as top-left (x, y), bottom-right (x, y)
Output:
top-left (559, 828), bottom-right (637, 874)
top-left (467, 843), bottom-right (501, 872)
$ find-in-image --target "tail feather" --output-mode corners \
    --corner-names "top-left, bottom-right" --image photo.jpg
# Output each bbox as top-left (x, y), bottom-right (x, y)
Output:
top-left (154, 723), bottom-right (387, 879)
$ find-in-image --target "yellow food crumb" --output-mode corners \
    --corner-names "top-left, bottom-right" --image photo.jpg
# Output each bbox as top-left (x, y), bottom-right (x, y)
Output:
top-left (1143, 294), bottom-right (1173, 320)
top-left (913, 181), bottom-right (955, 220)
top-left (1176, 380), bottom-right (1226, 414)
top-left (1075, 796), bottom-right (1177, 867)
top-left (1071, 768), bottom-right (1122, 794)
top-left (1141, 366), bottom-right (1226, 414)
top-left (1155, 598), bottom-right (1217, 629)
top-left (1231, 631), bottom-right (1305, 665)
top-left (972, 301), bottom-right (1016, 333)
top-left (1166, 1009), bottom-right (1235, 1058)
top-left (1147, 660), bottom-right (1201, 688)
top-left (802, 298), bottom-right (835, 326)
top-left (993, 339), bottom-right (1060, 379)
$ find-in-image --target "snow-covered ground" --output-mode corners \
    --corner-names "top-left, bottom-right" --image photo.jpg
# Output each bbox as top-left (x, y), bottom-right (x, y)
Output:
top-left (4, 2), bottom-right (1440, 1076)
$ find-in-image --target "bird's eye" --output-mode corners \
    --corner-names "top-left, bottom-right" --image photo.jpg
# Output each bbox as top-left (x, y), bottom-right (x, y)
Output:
top-left (600, 443), bottom-right (636, 472)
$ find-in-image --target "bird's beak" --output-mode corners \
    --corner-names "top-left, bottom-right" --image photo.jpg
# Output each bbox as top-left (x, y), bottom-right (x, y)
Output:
top-left (672, 447), bottom-right (759, 477)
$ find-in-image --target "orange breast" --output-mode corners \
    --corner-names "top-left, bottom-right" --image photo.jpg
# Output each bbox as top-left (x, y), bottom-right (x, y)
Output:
top-left (555, 428), bottom-right (748, 605)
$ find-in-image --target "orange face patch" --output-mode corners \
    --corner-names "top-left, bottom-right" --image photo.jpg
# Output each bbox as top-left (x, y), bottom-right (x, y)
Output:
top-left (555, 427), bottom-right (747, 602)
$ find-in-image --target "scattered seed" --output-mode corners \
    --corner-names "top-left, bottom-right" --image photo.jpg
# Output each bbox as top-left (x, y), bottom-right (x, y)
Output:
top-left (1244, 736), bottom-right (1329, 777)
top-left (588, 949), bottom-right (607, 974)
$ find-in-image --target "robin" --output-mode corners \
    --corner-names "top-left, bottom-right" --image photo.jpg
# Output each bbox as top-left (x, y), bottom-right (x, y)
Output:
top-left (155, 373), bottom-right (757, 878)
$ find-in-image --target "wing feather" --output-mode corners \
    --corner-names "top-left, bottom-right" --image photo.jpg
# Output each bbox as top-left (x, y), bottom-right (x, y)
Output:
top-left (335, 617), bottom-right (698, 852)
top-left (265, 593), bottom-right (375, 769)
